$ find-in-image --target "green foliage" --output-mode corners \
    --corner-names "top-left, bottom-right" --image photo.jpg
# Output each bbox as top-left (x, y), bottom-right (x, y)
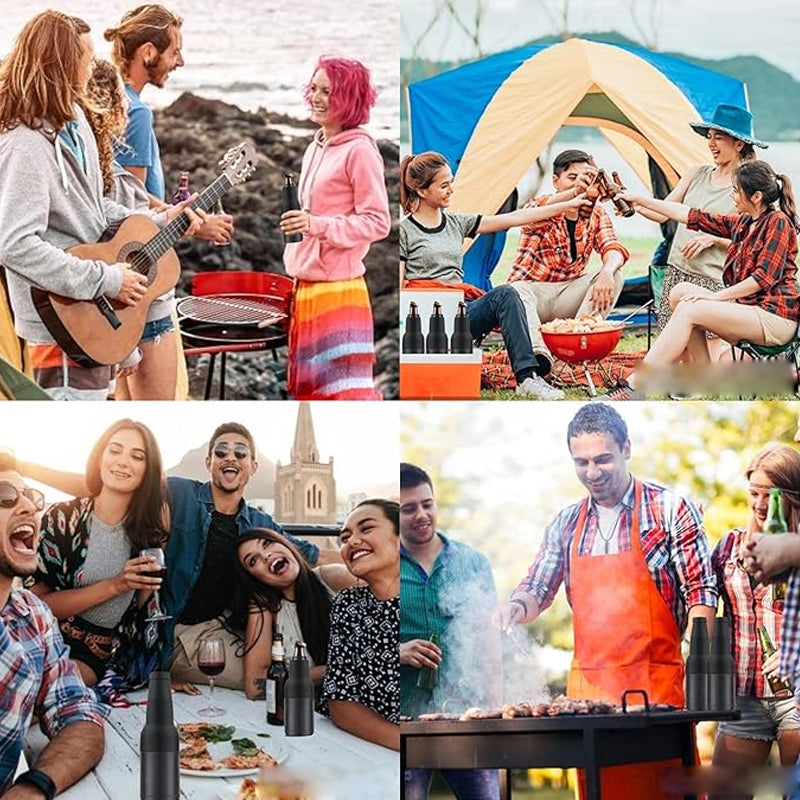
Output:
top-left (401, 401), bottom-right (800, 652)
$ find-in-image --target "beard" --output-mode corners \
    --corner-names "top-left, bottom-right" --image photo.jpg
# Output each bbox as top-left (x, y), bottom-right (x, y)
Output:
top-left (0, 552), bottom-right (36, 580)
top-left (145, 56), bottom-right (170, 88)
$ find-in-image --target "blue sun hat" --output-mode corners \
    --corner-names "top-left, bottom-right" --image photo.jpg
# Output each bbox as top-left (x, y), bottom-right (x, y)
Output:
top-left (689, 103), bottom-right (768, 148)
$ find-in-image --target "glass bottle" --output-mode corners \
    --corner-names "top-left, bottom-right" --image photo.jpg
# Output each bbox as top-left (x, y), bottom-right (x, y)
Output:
top-left (281, 174), bottom-right (303, 243)
top-left (171, 171), bottom-right (191, 205)
top-left (757, 625), bottom-right (793, 698)
top-left (416, 632), bottom-right (440, 691)
top-left (266, 632), bottom-right (288, 726)
top-left (212, 198), bottom-right (231, 247)
top-left (763, 487), bottom-right (789, 601)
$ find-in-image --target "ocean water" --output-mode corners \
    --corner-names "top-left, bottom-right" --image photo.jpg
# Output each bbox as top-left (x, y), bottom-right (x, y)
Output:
top-left (0, 0), bottom-right (399, 140)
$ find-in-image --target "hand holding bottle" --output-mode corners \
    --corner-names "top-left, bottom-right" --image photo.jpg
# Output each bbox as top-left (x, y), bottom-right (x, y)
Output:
top-left (745, 532), bottom-right (800, 583)
top-left (399, 639), bottom-right (442, 670)
top-left (280, 209), bottom-right (311, 237)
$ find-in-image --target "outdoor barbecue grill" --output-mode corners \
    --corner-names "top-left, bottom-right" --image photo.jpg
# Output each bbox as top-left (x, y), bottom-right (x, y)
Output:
top-left (401, 691), bottom-right (738, 800)
top-left (178, 289), bottom-right (290, 400)
top-left (540, 324), bottom-right (624, 397)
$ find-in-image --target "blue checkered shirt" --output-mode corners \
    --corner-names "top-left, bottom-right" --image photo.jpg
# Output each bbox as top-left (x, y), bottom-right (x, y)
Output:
top-left (779, 571), bottom-right (800, 701)
top-left (0, 589), bottom-right (108, 792)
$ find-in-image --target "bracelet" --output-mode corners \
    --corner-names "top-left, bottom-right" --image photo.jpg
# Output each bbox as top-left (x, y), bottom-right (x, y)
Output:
top-left (14, 770), bottom-right (56, 800)
top-left (510, 597), bottom-right (529, 617)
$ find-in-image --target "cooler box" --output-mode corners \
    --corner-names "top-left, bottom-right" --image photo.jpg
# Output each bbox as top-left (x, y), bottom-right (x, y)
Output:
top-left (399, 288), bottom-right (481, 400)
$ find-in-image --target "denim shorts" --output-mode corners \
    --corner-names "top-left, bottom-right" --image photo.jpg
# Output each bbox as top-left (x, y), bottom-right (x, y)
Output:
top-left (718, 695), bottom-right (800, 741)
top-left (140, 314), bottom-right (175, 343)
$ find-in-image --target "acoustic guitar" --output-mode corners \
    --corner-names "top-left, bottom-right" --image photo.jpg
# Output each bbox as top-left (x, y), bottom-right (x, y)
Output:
top-left (31, 141), bottom-right (257, 367)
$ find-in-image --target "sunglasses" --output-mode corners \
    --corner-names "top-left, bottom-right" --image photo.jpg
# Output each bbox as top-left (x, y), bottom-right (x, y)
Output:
top-left (212, 443), bottom-right (251, 461)
top-left (0, 481), bottom-right (45, 511)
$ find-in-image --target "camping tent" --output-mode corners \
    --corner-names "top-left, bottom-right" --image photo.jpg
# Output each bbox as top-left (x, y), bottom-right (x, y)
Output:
top-left (407, 38), bottom-right (749, 289)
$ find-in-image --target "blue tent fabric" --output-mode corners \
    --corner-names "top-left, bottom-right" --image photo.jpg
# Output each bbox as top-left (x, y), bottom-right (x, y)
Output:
top-left (408, 39), bottom-right (748, 290)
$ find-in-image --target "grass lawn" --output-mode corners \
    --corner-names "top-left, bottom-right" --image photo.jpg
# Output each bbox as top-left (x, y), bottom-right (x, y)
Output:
top-left (480, 232), bottom-right (798, 401)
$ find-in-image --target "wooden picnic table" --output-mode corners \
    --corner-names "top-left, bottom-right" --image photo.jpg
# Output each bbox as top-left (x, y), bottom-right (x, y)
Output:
top-left (27, 686), bottom-right (399, 800)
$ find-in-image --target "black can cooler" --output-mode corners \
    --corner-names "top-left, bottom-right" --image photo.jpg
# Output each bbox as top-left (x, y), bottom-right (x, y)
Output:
top-left (140, 671), bottom-right (179, 800)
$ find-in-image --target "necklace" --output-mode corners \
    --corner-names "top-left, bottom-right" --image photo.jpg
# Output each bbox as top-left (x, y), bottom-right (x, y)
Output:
top-left (596, 506), bottom-right (624, 554)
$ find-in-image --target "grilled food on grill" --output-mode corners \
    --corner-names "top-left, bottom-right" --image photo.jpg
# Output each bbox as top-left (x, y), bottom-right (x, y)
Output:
top-left (540, 316), bottom-right (623, 335)
top-left (417, 695), bottom-right (679, 721)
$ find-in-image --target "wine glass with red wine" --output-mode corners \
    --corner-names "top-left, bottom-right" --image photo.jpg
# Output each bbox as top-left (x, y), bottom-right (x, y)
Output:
top-left (139, 548), bottom-right (170, 622)
top-left (197, 636), bottom-right (226, 717)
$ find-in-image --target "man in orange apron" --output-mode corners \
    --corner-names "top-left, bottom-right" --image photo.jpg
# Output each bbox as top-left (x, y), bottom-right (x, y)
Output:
top-left (495, 403), bottom-right (717, 800)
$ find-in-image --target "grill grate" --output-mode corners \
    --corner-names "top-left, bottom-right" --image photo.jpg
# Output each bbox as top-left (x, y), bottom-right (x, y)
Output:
top-left (177, 294), bottom-right (287, 327)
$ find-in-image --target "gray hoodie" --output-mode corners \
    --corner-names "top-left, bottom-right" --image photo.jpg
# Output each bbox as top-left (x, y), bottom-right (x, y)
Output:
top-left (0, 106), bottom-right (162, 344)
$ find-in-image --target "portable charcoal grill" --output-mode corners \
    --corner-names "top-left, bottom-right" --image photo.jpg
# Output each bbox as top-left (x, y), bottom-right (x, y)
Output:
top-left (177, 293), bottom-right (289, 400)
top-left (400, 691), bottom-right (738, 800)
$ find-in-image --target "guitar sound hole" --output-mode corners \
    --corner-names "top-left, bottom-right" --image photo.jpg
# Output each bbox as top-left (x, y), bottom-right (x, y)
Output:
top-left (126, 250), bottom-right (153, 279)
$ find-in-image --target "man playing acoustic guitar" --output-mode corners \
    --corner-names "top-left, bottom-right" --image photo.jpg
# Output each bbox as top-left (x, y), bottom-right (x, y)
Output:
top-left (104, 5), bottom-right (234, 400)
top-left (0, 11), bottom-right (203, 400)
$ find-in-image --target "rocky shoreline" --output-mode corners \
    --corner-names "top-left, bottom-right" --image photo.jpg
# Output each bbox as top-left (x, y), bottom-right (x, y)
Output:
top-left (155, 92), bottom-right (398, 400)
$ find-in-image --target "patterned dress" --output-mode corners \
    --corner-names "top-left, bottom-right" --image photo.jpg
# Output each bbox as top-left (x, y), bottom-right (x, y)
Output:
top-left (321, 586), bottom-right (399, 722)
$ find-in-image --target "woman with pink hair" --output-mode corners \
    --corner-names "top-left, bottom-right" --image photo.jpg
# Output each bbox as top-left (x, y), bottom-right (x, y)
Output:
top-left (280, 56), bottom-right (391, 400)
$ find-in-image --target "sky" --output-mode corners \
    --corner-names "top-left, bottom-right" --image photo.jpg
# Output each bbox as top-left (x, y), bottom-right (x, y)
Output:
top-left (401, 0), bottom-right (800, 80)
top-left (1, 402), bottom-right (399, 500)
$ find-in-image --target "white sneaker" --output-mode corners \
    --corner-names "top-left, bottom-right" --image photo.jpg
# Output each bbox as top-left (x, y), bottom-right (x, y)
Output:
top-left (515, 375), bottom-right (566, 400)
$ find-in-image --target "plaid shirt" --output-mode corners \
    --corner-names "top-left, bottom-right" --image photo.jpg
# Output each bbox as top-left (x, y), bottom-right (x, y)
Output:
top-left (779, 570), bottom-right (800, 699)
top-left (507, 196), bottom-right (630, 284)
top-left (712, 529), bottom-right (786, 698)
top-left (687, 207), bottom-right (800, 321)
top-left (0, 589), bottom-right (108, 793)
top-left (513, 478), bottom-right (717, 634)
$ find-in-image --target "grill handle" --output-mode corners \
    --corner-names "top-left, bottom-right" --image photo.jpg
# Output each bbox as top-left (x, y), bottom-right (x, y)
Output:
top-left (621, 689), bottom-right (650, 713)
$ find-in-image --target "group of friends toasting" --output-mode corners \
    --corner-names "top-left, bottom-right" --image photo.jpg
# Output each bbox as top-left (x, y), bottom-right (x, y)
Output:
top-left (0, 419), bottom-right (400, 796)
top-left (400, 102), bottom-right (799, 400)
top-left (400, 404), bottom-right (800, 800)
top-left (0, 6), bottom-right (391, 401)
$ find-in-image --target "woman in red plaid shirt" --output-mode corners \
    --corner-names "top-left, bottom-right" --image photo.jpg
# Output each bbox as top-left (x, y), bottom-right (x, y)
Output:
top-left (711, 445), bottom-right (800, 777)
top-left (608, 160), bottom-right (800, 399)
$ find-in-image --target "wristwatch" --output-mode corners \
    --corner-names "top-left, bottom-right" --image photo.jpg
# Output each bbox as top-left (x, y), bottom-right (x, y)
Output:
top-left (14, 769), bottom-right (56, 800)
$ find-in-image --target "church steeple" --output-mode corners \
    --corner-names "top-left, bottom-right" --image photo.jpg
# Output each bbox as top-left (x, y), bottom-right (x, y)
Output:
top-left (291, 402), bottom-right (319, 463)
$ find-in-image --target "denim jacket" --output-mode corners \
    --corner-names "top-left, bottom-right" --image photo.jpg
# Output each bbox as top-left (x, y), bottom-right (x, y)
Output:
top-left (161, 477), bottom-right (320, 660)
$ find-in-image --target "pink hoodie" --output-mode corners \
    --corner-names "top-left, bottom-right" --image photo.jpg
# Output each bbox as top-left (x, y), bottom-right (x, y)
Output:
top-left (283, 128), bottom-right (391, 282)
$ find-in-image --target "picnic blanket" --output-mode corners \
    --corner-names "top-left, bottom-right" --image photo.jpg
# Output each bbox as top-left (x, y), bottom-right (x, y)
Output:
top-left (481, 348), bottom-right (647, 392)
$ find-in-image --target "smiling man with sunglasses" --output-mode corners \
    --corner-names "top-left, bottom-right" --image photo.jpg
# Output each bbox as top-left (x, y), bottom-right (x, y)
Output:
top-left (163, 422), bottom-right (339, 689)
top-left (0, 452), bottom-right (108, 799)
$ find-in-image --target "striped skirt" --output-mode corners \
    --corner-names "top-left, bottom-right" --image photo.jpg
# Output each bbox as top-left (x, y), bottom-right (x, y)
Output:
top-left (29, 343), bottom-right (114, 401)
top-left (288, 277), bottom-right (380, 400)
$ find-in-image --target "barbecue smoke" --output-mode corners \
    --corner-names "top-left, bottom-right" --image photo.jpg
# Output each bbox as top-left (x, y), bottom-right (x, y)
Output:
top-left (438, 581), bottom-right (550, 712)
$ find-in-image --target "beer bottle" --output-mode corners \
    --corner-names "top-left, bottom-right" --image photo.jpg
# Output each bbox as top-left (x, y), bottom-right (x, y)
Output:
top-left (140, 671), bottom-right (179, 800)
top-left (450, 302), bottom-right (473, 353)
top-left (284, 641), bottom-right (314, 737)
top-left (281, 174), bottom-right (303, 243)
top-left (266, 632), bottom-right (288, 726)
top-left (212, 199), bottom-right (231, 247)
top-left (757, 625), bottom-right (793, 698)
top-left (426, 302), bottom-right (448, 354)
top-left (708, 617), bottom-right (735, 712)
top-left (415, 633), bottom-right (440, 691)
top-left (685, 617), bottom-right (710, 711)
top-left (171, 171), bottom-right (191, 205)
top-left (763, 487), bottom-right (789, 601)
top-left (402, 302), bottom-right (424, 354)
